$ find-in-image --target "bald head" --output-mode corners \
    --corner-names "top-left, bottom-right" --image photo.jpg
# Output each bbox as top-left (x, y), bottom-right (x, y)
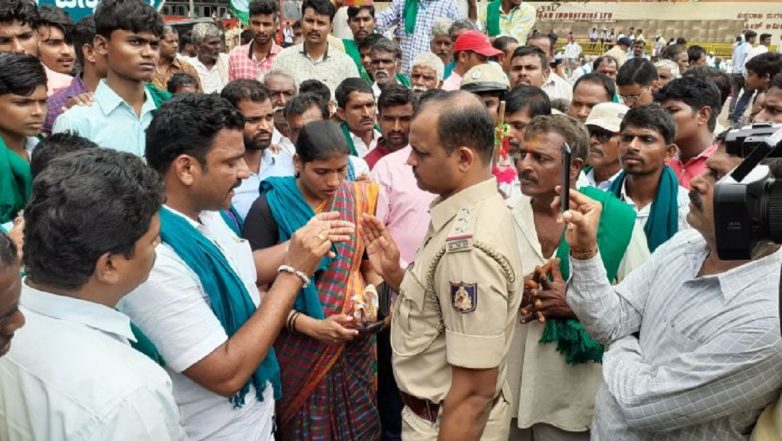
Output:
top-left (418, 90), bottom-right (495, 164)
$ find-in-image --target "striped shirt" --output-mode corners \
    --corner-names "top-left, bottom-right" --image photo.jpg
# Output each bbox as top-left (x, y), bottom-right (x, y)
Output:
top-left (568, 229), bottom-right (782, 440)
top-left (375, 0), bottom-right (462, 73)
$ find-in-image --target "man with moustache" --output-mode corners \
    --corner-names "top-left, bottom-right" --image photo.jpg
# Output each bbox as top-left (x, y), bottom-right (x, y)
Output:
top-left (120, 93), bottom-right (354, 440)
top-left (410, 52), bottom-right (444, 98)
top-left (576, 102), bottom-right (628, 190)
top-left (561, 140), bottom-right (782, 441)
top-left (364, 85), bottom-right (416, 169)
top-left (370, 38), bottom-right (409, 99)
top-left (509, 45), bottom-right (549, 89)
top-left (272, 0), bottom-right (358, 97)
top-left (264, 70), bottom-right (298, 157)
top-left (608, 104), bottom-right (690, 252)
top-left (222, 80), bottom-right (293, 220)
top-left (153, 25), bottom-right (201, 92)
top-left (508, 114), bottom-right (648, 441)
top-left (0, 148), bottom-right (187, 440)
top-left (429, 17), bottom-right (454, 75)
top-left (362, 90), bottom-right (522, 441)
top-left (36, 6), bottom-right (76, 76)
top-left (336, 77), bottom-right (380, 157)
top-left (568, 73), bottom-right (615, 123)
top-left (503, 85), bottom-right (552, 206)
top-left (53, 0), bottom-right (166, 157)
top-left (0, 0), bottom-right (72, 96)
top-left (229, 0), bottom-right (282, 81)
top-left (342, 4), bottom-right (376, 83)
top-left (186, 23), bottom-right (229, 93)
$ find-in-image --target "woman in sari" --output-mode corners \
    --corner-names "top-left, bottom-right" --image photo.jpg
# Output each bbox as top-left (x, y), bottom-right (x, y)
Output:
top-left (242, 120), bottom-right (381, 440)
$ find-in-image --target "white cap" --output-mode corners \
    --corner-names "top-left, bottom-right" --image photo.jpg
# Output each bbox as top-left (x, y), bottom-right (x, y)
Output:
top-left (585, 102), bottom-right (629, 133)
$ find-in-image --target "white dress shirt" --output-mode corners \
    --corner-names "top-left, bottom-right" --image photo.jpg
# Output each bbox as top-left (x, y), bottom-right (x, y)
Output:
top-left (0, 283), bottom-right (186, 441)
top-left (350, 128), bottom-right (381, 157)
top-left (568, 229), bottom-right (782, 440)
top-left (184, 54), bottom-right (229, 93)
top-left (576, 167), bottom-right (622, 191)
top-left (119, 207), bottom-right (274, 441)
top-left (541, 72), bottom-right (573, 103)
top-left (233, 149), bottom-right (296, 219)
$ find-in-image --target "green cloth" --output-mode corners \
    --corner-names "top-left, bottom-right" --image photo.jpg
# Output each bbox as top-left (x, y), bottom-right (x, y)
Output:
top-left (260, 176), bottom-right (335, 319)
top-left (340, 122), bottom-right (360, 156)
top-left (396, 73), bottom-right (411, 88)
top-left (540, 186), bottom-right (637, 365)
top-left (609, 165), bottom-right (679, 252)
top-left (128, 321), bottom-right (165, 367)
top-left (486, 0), bottom-right (502, 37)
top-left (220, 205), bottom-right (244, 236)
top-left (444, 61), bottom-right (455, 79)
top-left (145, 83), bottom-right (172, 108)
top-left (403, 0), bottom-right (418, 35)
top-left (159, 207), bottom-right (281, 405)
top-left (0, 137), bottom-right (32, 224)
top-left (343, 39), bottom-right (374, 84)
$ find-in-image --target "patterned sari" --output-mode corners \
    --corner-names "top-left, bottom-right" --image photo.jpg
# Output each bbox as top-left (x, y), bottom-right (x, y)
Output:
top-left (272, 180), bottom-right (381, 440)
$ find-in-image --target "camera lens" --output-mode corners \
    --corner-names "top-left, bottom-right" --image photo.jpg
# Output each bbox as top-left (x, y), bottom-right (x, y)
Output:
top-left (764, 180), bottom-right (782, 244)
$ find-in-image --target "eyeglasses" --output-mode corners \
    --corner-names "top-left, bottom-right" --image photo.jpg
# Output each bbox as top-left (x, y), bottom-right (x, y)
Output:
top-left (588, 127), bottom-right (617, 143)
top-left (620, 87), bottom-right (650, 104)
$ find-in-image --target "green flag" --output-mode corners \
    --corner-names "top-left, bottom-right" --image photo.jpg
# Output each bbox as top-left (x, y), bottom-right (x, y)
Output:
top-left (230, 0), bottom-right (250, 26)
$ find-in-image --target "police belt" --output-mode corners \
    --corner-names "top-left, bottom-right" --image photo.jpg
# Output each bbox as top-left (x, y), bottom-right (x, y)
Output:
top-left (399, 391), bottom-right (501, 423)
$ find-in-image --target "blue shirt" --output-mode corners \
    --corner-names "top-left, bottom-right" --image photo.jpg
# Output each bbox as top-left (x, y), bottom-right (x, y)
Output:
top-left (232, 149), bottom-right (296, 220)
top-left (52, 80), bottom-right (158, 158)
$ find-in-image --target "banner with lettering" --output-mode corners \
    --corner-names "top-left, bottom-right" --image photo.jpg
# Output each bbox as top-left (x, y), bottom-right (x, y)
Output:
top-left (37, 0), bottom-right (164, 21)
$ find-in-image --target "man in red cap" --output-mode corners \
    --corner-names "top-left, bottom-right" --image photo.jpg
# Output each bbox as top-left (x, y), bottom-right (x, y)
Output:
top-left (442, 30), bottom-right (503, 91)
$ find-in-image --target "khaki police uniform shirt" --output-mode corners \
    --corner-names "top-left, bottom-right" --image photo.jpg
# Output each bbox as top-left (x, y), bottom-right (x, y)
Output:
top-left (391, 178), bottom-right (523, 404)
top-left (507, 194), bottom-right (650, 431)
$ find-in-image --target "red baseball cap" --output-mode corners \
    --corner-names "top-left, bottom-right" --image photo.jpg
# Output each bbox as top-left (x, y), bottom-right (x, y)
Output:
top-left (454, 30), bottom-right (503, 57)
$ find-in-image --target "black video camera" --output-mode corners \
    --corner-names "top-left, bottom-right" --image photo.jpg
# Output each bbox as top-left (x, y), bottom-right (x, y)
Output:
top-left (714, 123), bottom-right (782, 260)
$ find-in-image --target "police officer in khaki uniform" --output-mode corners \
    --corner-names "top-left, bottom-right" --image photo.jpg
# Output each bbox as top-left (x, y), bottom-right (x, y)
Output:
top-left (362, 91), bottom-right (523, 441)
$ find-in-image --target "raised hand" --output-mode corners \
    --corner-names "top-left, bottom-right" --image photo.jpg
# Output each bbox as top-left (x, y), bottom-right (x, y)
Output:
top-left (552, 187), bottom-right (601, 259)
top-left (360, 214), bottom-right (404, 291)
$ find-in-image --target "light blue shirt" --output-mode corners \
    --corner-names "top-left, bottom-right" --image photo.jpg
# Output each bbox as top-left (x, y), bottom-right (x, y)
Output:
top-left (52, 80), bottom-right (157, 158)
top-left (232, 149), bottom-right (296, 220)
top-left (732, 42), bottom-right (752, 75)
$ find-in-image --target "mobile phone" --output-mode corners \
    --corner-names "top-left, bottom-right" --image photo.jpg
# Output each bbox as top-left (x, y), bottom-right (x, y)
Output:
top-left (561, 142), bottom-right (571, 213)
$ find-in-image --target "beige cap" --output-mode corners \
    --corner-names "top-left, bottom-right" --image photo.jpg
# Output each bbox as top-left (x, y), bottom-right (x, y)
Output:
top-left (460, 63), bottom-right (510, 94)
top-left (585, 102), bottom-right (629, 133)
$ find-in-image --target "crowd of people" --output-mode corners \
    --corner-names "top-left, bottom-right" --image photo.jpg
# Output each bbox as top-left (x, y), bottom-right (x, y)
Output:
top-left (1, 0), bottom-right (782, 440)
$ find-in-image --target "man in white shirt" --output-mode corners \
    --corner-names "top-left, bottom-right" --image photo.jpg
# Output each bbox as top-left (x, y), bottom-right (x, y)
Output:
top-left (561, 144), bottom-right (782, 441)
top-left (120, 93), bottom-right (353, 440)
top-left (509, 45), bottom-right (572, 102)
top-left (336, 77), bottom-right (380, 157)
top-left (185, 22), bottom-right (229, 93)
top-left (264, 70), bottom-right (298, 157)
top-left (0, 148), bottom-right (186, 441)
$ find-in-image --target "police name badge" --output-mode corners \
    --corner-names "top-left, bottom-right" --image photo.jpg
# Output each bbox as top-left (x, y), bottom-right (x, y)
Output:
top-left (450, 282), bottom-right (477, 313)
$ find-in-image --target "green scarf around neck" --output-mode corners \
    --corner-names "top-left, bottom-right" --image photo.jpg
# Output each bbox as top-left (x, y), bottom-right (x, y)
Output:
top-left (145, 83), bottom-right (172, 109)
top-left (343, 39), bottom-right (374, 84)
top-left (403, 0), bottom-right (418, 35)
top-left (540, 186), bottom-right (637, 365)
top-left (609, 165), bottom-right (679, 252)
top-left (260, 176), bottom-right (335, 319)
top-left (486, 0), bottom-right (503, 37)
top-left (159, 207), bottom-right (281, 405)
top-left (0, 136), bottom-right (32, 224)
top-left (340, 122), bottom-right (360, 157)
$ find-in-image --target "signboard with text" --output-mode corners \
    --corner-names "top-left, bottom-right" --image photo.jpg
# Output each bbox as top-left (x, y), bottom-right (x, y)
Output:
top-left (37, 0), bottom-right (164, 21)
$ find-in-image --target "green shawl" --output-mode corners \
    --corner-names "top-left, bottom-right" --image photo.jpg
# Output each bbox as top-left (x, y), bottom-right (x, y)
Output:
top-left (609, 165), bottom-right (679, 252)
top-left (540, 186), bottom-right (636, 364)
top-left (403, 0), bottom-right (418, 35)
top-left (486, 0), bottom-right (503, 37)
top-left (145, 83), bottom-right (172, 109)
top-left (343, 39), bottom-right (374, 84)
top-left (0, 137), bottom-right (32, 224)
top-left (159, 207), bottom-right (282, 405)
top-left (260, 176), bottom-right (335, 319)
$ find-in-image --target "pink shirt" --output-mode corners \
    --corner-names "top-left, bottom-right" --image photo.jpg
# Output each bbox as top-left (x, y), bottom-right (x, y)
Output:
top-left (228, 42), bottom-right (282, 81)
top-left (441, 71), bottom-right (462, 91)
top-left (667, 143), bottom-right (718, 190)
top-left (45, 65), bottom-right (73, 97)
top-left (370, 146), bottom-right (436, 264)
